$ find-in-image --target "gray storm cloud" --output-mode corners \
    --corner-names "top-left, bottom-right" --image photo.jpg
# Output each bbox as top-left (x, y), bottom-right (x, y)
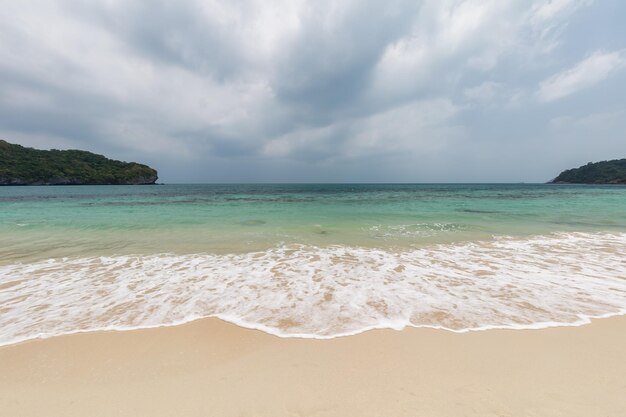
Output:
top-left (0, 0), bottom-right (625, 182)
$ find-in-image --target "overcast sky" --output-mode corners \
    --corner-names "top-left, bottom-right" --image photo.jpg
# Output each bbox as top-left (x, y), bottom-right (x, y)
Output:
top-left (1, 0), bottom-right (625, 183)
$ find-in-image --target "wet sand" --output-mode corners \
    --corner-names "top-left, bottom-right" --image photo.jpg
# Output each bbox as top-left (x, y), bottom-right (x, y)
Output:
top-left (1, 316), bottom-right (625, 417)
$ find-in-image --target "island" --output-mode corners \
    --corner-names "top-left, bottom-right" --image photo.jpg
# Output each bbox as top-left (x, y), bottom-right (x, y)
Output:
top-left (0, 139), bottom-right (158, 185)
top-left (549, 158), bottom-right (626, 184)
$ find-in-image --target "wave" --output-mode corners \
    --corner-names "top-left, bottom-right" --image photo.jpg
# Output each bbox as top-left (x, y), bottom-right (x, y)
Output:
top-left (0, 232), bottom-right (625, 346)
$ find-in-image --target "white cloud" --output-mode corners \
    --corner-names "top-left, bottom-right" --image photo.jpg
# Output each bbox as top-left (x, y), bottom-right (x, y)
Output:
top-left (548, 109), bottom-right (626, 131)
top-left (530, 0), bottom-right (592, 22)
top-left (464, 82), bottom-right (501, 101)
top-left (260, 97), bottom-right (461, 162)
top-left (538, 50), bottom-right (626, 101)
top-left (368, 0), bottom-right (590, 102)
top-left (344, 98), bottom-right (462, 158)
top-left (369, 1), bottom-right (516, 100)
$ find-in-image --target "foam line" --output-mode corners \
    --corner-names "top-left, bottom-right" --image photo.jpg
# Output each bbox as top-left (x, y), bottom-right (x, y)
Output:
top-left (1, 232), bottom-right (625, 346)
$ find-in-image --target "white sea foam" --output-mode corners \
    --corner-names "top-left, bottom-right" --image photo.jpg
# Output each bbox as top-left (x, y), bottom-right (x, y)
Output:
top-left (367, 222), bottom-right (466, 239)
top-left (0, 232), bottom-right (625, 346)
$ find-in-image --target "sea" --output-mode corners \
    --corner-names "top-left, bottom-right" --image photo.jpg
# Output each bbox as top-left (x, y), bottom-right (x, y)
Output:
top-left (1, 183), bottom-right (625, 345)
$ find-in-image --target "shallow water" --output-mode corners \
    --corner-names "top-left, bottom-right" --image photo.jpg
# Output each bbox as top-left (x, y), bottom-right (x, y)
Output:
top-left (1, 184), bottom-right (625, 344)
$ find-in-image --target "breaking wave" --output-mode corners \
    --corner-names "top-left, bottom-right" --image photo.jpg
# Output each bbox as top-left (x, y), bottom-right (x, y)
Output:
top-left (1, 232), bottom-right (625, 346)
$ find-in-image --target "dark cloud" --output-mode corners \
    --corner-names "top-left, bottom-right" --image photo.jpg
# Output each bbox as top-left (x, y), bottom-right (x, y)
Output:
top-left (1, 0), bottom-right (625, 183)
top-left (271, 2), bottom-right (418, 108)
top-left (74, 1), bottom-right (249, 80)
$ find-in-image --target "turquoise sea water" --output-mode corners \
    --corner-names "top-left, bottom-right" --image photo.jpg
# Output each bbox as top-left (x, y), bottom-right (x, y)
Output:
top-left (1, 183), bottom-right (625, 262)
top-left (1, 184), bottom-right (625, 344)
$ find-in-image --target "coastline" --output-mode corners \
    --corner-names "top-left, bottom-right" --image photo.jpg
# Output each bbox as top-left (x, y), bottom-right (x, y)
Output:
top-left (1, 316), bottom-right (625, 417)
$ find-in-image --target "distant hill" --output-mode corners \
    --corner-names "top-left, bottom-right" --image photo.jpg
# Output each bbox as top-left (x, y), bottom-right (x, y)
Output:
top-left (0, 140), bottom-right (158, 185)
top-left (549, 159), bottom-right (626, 184)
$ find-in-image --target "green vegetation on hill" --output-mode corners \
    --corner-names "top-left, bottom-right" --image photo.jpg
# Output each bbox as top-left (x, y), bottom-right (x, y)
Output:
top-left (550, 159), bottom-right (626, 184)
top-left (0, 140), bottom-right (158, 185)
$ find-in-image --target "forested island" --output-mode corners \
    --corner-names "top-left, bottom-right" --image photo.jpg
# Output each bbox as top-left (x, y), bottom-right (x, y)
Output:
top-left (550, 159), bottom-right (626, 184)
top-left (0, 140), bottom-right (158, 185)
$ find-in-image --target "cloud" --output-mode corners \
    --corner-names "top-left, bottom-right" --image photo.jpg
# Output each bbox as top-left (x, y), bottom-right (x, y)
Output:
top-left (0, 0), bottom-right (623, 182)
top-left (530, 0), bottom-right (592, 22)
top-left (464, 82), bottom-right (502, 101)
top-left (538, 49), bottom-right (626, 101)
top-left (262, 97), bottom-right (461, 162)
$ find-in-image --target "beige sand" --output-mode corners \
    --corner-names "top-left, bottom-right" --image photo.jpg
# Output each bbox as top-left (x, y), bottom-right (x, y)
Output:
top-left (1, 316), bottom-right (625, 417)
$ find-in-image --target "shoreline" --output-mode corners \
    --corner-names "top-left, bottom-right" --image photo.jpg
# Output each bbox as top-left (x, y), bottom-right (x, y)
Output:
top-left (1, 315), bottom-right (625, 416)
top-left (3, 230), bottom-right (625, 347)
top-left (3, 308), bottom-right (626, 348)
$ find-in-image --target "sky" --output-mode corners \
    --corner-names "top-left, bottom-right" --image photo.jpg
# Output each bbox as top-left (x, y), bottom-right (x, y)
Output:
top-left (1, 0), bottom-right (625, 183)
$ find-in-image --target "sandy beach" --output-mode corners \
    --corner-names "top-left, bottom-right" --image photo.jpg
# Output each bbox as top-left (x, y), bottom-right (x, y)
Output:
top-left (1, 316), bottom-right (625, 417)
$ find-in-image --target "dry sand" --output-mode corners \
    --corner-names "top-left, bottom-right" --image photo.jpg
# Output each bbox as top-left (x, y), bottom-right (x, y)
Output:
top-left (1, 316), bottom-right (625, 417)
